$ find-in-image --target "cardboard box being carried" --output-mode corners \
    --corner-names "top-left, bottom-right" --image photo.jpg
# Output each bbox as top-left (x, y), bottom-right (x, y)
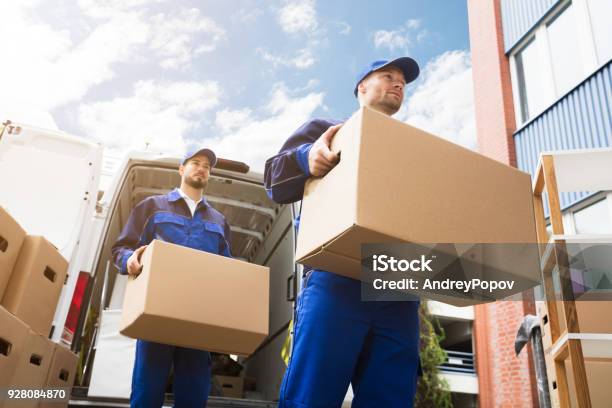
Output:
top-left (2, 236), bottom-right (68, 336)
top-left (0, 207), bottom-right (26, 300)
top-left (296, 107), bottom-right (539, 305)
top-left (0, 306), bottom-right (30, 386)
top-left (120, 240), bottom-right (269, 356)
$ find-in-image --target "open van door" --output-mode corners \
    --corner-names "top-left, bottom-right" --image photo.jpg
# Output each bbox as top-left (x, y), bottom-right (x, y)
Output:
top-left (0, 120), bottom-right (103, 342)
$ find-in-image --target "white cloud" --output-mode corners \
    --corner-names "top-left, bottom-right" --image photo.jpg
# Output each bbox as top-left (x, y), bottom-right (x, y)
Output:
top-left (416, 30), bottom-right (428, 43)
top-left (0, 1), bottom-right (226, 127)
top-left (210, 83), bottom-right (324, 172)
top-left (236, 8), bottom-right (264, 23)
top-left (373, 18), bottom-right (427, 52)
top-left (150, 8), bottom-right (225, 70)
top-left (333, 21), bottom-right (351, 35)
top-left (78, 0), bottom-right (164, 19)
top-left (258, 47), bottom-right (316, 69)
top-left (277, 0), bottom-right (317, 34)
top-left (0, 2), bottom-right (150, 125)
top-left (374, 30), bottom-right (412, 52)
top-left (78, 80), bottom-right (220, 154)
top-left (396, 50), bottom-right (476, 149)
top-left (215, 108), bottom-right (253, 133)
top-left (406, 19), bottom-right (421, 30)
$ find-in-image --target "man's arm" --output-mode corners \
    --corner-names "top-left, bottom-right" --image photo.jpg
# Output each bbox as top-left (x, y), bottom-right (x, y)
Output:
top-left (264, 119), bottom-right (341, 204)
top-left (111, 198), bottom-right (155, 275)
top-left (220, 219), bottom-right (232, 257)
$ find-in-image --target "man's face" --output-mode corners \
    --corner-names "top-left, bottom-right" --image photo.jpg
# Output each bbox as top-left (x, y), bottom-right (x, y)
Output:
top-left (179, 155), bottom-right (211, 189)
top-left (357, 66), bottom-right (406, 115)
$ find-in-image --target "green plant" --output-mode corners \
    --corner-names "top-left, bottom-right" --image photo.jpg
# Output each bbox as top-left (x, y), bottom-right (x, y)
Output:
top-left (415, 302), bottom-right (453, 408)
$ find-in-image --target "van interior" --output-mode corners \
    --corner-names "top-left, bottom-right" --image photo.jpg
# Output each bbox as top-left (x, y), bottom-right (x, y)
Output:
top-left (74, 158), bottom-right (296, 406)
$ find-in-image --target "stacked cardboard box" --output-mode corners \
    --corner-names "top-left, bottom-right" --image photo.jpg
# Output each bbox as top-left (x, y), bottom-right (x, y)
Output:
top-left (213, 375), bottom-right (244, 398)
top-left (0, 207), bottom-right (77, 407)
top-left (2, 235), bottom-right (68, 337)
top-left (0, 207), bottom-right (26, 300)
top-left (39, 343), bottom-right (80, 408)
top-left (0, 306), bottom-right (30, 385)
top-left (539, 301), bottom-right (612, 407)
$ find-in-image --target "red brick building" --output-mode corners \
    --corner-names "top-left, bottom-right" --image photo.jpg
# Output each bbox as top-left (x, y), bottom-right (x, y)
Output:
top-left (467, 0), bottom-right (611, 406)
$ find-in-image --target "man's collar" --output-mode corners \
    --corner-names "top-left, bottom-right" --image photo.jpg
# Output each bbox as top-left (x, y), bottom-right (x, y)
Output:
top-left (169, 188), bottom-right (209, 207)
top-left (167, 188), bottom-right (182, 202)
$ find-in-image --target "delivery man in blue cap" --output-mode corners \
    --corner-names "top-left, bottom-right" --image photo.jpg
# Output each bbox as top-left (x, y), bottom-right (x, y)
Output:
top-left (112, 148), bottom-right (231, 408)
top-left (264, 57), bottom-right (421, 407)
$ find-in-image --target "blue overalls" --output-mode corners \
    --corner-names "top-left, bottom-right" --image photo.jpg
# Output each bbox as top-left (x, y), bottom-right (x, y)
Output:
top-left (112, 189), bottom-right (232, 408)
top-left (264, 119), bottom-right (420, 407)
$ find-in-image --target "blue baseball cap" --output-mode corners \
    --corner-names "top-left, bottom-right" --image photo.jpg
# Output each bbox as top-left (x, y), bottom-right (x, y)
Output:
top-left (182, 148), bottom-right (217, 167)
top-left (353, 57), bottom-right (420, 97)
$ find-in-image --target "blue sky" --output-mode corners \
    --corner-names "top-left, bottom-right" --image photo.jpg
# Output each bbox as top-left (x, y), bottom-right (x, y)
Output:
top-left (0, 0), bottom-right (475, 176)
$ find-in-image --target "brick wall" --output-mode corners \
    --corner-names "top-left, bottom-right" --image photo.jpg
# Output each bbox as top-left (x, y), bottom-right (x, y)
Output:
top-left (467, 0), bottom-right (538, 406)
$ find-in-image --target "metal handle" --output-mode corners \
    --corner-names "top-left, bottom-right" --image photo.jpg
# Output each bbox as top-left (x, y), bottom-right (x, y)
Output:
top-left (286, 274), bottom-right (296, 302)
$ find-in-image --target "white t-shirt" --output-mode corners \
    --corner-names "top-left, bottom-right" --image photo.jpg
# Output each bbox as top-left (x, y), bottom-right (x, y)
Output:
top-left (177, 188), bottom-right (202, 217)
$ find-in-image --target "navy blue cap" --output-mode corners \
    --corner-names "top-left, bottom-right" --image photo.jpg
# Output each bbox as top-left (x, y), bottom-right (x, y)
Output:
top-left (354, 57), bottom-right (420, 97)
top-left (182, 148), bottom-right (217, 167)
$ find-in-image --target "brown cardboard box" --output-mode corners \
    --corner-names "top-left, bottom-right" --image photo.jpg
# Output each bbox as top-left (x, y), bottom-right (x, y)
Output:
top-left (39, 343), bottom-right (78, 408)
top-left (557, 300), bottom-right (612, 334)
top-left (545, 351), bottom-right (612, 408)
top-left (10, 330), bottom-right (54, 386)
top-left (1, 236), bottom-right (68, 336)
top-left (120, 240), bottom-right (269, 356)
top-left (4, 330), bottom-right (54, 408)
top-left (565, 358), bottom-right (612, 408)
top-left (213, 375), bottom-right (244, 398)
top-left (0, 306), bottom-right (30, 386)
top-left (539, 301), bottom-right (612, 351)
top-left (0, 207), bottom-right (26, 300)
top-left (295, 107), bottom-right (539, 305)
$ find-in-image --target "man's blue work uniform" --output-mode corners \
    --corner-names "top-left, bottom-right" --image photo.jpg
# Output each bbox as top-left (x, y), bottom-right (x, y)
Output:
top-left (264, 119), bottom-right (420, 407)
top-left (112, 188), bottom-right (231, 408)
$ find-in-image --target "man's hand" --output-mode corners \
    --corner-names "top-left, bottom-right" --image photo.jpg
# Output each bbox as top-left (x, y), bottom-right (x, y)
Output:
top-left (127, 245), bottom-right (148, 276)
top-left (308, 124), bottom-right (342, 177)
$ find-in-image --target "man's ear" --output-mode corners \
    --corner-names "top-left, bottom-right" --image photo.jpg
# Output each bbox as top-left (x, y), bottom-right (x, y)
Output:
top-left (178, 164), bottom-right (185, 177)
top-left (357, 80), bottom-right (367, 95)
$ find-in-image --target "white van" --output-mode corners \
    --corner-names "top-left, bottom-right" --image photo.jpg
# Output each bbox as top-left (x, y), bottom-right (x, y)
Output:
top-left (0, 120), bottom-right (306, 407)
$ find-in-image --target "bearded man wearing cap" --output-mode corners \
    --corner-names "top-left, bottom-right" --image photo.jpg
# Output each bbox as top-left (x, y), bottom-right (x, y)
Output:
top-left (264, 57), bottom-right (421, 407)
top-left (112, 148), bottom-right (231, 408)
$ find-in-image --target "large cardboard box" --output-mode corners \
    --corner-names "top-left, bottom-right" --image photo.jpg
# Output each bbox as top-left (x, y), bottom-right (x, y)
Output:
top-left (213, 375), bottom-right (244, 398)
top-left (296, 107), bottom-right (539, 304)
top-left (120, 240), bottom-right (269, 356)
top-left (9, 330), bottom-right (54, 386)
top-left (0, 306), bottom-right (30, 386)
top-left (0, 207), bottom-right (26, 300)
top-left (4, 330), bottom-right (54, 408)
top-left (546, 351), bottom-right (612, 408)
top-left (39, 343), bottom-right (79, 408)
top-left (1, 236), bottom-right (68, 336)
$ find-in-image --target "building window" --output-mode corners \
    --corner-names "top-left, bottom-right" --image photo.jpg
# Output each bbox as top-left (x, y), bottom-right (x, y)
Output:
top-left (573, 199), bottom-right (611, 234)
top-left (510, 0), bottom-right (610, 125)
top-left (515, 38), bottom-right (547, 123)
top-left (547, 2), bottom-right (584, 96)
top-left (586, 0), bottom-right (612, 64)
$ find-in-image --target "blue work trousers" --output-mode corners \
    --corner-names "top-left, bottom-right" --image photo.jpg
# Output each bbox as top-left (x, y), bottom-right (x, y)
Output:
top-left (130, 340), bottom-right (212, 407)
top-left (279, 270), bottom-right (420, 408)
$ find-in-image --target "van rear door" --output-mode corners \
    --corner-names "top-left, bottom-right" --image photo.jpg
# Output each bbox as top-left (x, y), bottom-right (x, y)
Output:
top-left (0, 120), bottom-right (103, 341)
